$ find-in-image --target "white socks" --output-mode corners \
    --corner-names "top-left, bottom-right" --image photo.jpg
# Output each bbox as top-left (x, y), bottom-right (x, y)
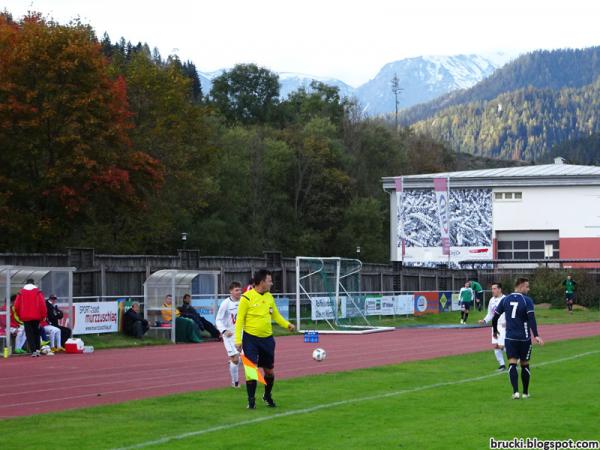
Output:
top-left (230, 360), bottom-right (240, 384)
top-left (494, 349), bottom-right (505, 366)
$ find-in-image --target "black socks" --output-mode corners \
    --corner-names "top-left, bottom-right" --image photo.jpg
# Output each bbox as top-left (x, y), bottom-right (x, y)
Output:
top-left (264, 374), bottom-right (274, 397)
top-left (508, 363), bottom-right (519, 393)
top-left (521, 365), bottom-right (530, 394)
top-left (246, 380), bottom-right (257, 400)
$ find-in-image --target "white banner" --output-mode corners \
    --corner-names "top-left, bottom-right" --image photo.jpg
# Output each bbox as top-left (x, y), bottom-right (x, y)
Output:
top-left (381, 296), bottom-right (395, 315)
top-left (364, 296), bottom-right (396, 316)
top-left (402, 246), bottom-right (493, 263)
top-left (451, 293), bottom-right (461, 311)
top-left (310, 296), bottom-right (346, 321)
top-left (72, 302), bottom-right (118, 335)
top-left (434, 177), bottom-right (450, 256)
top-left (395, 177), bottom-right (406, 261)
top-left (394, 295), bottom-right (415, 315)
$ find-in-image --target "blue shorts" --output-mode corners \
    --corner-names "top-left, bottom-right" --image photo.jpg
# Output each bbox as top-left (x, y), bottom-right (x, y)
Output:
top-left (242, 333), bottom-right (275, 369)
top-left (461, 302), bottom-right (472, 311)
top-left (505, 339), bottom-right (532, 361)
top-left (565, 293), bottom-right (574, 301)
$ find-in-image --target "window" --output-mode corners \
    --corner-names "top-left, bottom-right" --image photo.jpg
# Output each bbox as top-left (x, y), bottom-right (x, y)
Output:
top-left (498, 241), bottom-right (512, 250)
top-left (530, 241), bottom-right (544, 249)
top-left (496, 233), bottom-right (560, 261)
top-left (494, 192), bottom-right (523, 201)
top-left (498, 252), bottom-right (513, 260)
top-left (514, 241), bottom-right (528, 250)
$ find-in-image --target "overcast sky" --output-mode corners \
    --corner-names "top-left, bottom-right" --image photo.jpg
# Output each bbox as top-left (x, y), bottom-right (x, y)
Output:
top-left (4, 0), bottom-right (600, 86)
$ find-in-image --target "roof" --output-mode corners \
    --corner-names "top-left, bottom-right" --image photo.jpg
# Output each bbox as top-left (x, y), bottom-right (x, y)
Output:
top-left (382, 163), bottom-right (600, 189)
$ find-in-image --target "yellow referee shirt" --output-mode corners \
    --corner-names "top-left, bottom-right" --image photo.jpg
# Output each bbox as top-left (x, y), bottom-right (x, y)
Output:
top-left (235, 288), bottom-right (290, 345)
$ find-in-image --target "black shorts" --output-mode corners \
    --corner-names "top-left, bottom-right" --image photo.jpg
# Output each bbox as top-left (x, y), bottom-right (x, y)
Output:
top-left (565, 293), bottom-right (574, 301)
top-left (505, 339), bottom-right (532, 361)
top-left (242, 333), bottom-right (275, 369)
top-left (476, 292), bottom-right (483, 301)
top-left (461, 302), bottom-right (472, 311)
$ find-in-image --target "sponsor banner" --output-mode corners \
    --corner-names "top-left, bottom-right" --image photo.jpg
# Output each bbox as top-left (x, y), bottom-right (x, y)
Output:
top-left (311, 296), bottom-right (346, 321)
top-left (433, 177), bottom-right (450, 256)
top-left (72, 302), bottom-right (118, 335)
top-left (381, 296), bottom-right (395, 315)
top-left (413, 292), bottom-right (440, 316)
top-left (451, 293), bottom-right (461, 311)
top-left (275, 297), bottom-right (290, 321)
top-left (395, 177), bottom-right (406, 261)
top-left (191, 298), bottom-right (217, 323)
top-left (394, 295), bottom-right (415, 315)
top-left (438, 291), bottom-right (452, 312)
top-left (403, 246), bottom-right (492, 263)
top-left (365, 295), bottom-right (382, 316)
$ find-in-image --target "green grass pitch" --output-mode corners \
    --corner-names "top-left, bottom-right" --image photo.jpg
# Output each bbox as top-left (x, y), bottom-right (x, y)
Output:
top-left (1, 336), bottom-right (599, 449)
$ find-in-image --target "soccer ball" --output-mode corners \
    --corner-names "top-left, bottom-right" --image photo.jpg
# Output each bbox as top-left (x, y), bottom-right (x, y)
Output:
top-left (40, 345), bottom-right (53, 355)
top-left (312, 348), bottom-right (326, 362)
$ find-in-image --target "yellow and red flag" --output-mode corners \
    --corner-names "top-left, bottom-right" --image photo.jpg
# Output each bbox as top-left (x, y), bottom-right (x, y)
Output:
top-left (241, 354), bottom-right (266, 385)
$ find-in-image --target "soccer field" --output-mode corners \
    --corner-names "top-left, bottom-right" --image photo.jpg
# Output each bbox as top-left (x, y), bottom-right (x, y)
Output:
top-left (1, 336), bottom-right (599, 450)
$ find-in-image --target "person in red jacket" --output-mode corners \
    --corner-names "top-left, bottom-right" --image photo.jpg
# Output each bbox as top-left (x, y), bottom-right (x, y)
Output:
top-left (14, 278), bottom-right (47, 357)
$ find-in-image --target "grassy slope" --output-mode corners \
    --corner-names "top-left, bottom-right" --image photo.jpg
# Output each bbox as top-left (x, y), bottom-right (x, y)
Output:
top-left (1, 336), bottom-right (599, 449)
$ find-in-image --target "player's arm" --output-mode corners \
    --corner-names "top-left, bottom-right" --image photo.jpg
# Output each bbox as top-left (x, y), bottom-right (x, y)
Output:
top-left (491, 299), bottom-right (505, 338)
top-left (215, 300), bottom-right (229, 336)
top-left (526, 299), bottom-right (543, 345)
top-left (234, 296), bottom-right (249, 347)
top-left (480, 301), bottom-right (495, 324)
top-left (270, 298), bottom-right (295, 331)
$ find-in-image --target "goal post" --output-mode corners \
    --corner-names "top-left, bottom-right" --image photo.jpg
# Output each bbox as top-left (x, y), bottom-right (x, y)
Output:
top-left (295, 256), bottom-right (394, 334)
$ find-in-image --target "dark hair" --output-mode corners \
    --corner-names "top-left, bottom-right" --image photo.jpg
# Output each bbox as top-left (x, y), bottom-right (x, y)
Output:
top-left (229, 281), bottom-right (241, 291)
top-left (252, 269), bottom-right (272, 285)
top-left (515, 277), bottom-right (529, 288)
top-left (491, 282), bottom-right (502, 289)
top-left (183, 294), bottom-right (191, 300)
top-left (26, 278), bottom-right (35, 284)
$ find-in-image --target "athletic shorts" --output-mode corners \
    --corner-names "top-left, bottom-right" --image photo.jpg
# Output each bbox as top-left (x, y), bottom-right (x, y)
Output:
top-left (242, 333), bottom-right (275, 369)
top-left (222, 334), bottom-right (239, 357)
top-left (491, 326), bottom-right (506, 346)
top-left (476, 292), bottom-right (483, 301)
top-left (505, 339), bottom-right (532, 361)
top-left (565, 293), bottom-right (574, 301)
top-left (461, 302), bottom-right (472, 311)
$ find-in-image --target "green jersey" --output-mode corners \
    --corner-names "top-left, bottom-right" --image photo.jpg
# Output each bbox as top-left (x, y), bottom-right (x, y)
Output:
top-left (470, 281), bottom-right (483, 293)
top-left (459, 287), bottom-right (474, 303)
top-left (563, 279), bottom-right (576, 294)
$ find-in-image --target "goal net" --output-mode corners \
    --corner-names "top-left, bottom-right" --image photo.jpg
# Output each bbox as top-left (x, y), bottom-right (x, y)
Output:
top-left (295, 256), bottom-right (394, 334)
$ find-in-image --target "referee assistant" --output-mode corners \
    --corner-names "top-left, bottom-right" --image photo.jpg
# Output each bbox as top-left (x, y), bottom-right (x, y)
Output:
top-left (235, 269), bottom-right (295, 409)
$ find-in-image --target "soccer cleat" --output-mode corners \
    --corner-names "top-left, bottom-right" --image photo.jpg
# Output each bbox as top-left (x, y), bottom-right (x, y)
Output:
top-left (31, 351), bottom-right (40, 357)
top-left (498, 365), bottom-right (506, 371)
top-left (56, 346), bottom-right (66, 352)
top-left (14, 348), bottom-right (27, 355)
top-left (263, 394), bottom-right (276, 408)
top-left (232, 382), bottom-right (240, 389)
top-left (247, 397), bottom-right (256, 409)
top-left (45, 351), bottom-right (55, 356)
top-left (522, 393), bottom-right (529, 399)
top-left (460, 320), bottom-right (464, 324)
top-left (512, 392), bottom-right (520, 400)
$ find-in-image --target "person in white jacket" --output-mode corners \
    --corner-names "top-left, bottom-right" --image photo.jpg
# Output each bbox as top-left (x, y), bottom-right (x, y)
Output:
top-left (216, 281), bottom-right (242, 387)
top-left (479, 282), bottom-right (507, 371)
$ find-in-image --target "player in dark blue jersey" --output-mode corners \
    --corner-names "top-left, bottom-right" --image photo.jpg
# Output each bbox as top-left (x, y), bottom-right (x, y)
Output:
top-left (492, 278), bottom-right (544, 399)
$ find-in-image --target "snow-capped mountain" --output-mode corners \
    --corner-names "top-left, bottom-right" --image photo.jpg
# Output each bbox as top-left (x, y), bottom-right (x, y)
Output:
top-left (277, 72), bottom-right (355, 99)
top-left (197, 52), bottom-right (516, 116)
top-left (355, 52), bottom-right (516, 115)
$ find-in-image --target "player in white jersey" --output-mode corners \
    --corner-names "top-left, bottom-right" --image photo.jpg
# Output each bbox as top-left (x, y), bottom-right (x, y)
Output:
top-left (479, 282), bottom-right (507, 371)
top-left (216, 281), bottom-right (242, 387)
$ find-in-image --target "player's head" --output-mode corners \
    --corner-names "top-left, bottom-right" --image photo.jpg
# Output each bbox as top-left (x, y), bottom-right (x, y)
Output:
top-left (491, 282), bottom-right (502, 297)
top-left (253, 269), bottom-right (273, 293)
top-left (164, 294), bottom-right (173, 304)
top-left (465, 281), bottom-right (471, 288)
top-left (229, 281), bottom-right (242, 300)
top-left (182, 294), bottom-right (191, 304)
top-left (567, 274), bottom-right (572, 280)
top-left (131, 302), bottom-right (140, 313)
top-left (514, 277), bottom-right (529, 294)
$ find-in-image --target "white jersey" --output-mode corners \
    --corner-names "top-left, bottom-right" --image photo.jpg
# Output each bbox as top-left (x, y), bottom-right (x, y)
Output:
top-left (483, 295), bottom-right (506, 328)
top-left (215, 297), bottom-right (239, 334)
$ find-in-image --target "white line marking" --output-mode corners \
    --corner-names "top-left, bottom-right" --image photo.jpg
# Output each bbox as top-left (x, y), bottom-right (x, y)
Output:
top-left (113, 350), bottom-right (600, 450)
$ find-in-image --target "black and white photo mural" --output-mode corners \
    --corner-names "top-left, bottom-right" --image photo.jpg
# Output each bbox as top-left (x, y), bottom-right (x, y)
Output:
top-left (395, 188), bottom-right (493, 265)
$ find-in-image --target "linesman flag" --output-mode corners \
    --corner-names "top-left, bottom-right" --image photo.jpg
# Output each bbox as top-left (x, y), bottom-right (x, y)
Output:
top-left (241, 354), bottom-right (266, 384)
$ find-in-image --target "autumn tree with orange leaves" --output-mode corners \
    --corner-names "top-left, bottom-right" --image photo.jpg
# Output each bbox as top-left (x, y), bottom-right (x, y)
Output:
top-left (0, 13), bottom-right (163, 250)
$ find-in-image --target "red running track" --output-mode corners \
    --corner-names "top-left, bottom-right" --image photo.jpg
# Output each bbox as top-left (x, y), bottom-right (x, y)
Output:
top-left (0, 322), bottom-right (598, 418)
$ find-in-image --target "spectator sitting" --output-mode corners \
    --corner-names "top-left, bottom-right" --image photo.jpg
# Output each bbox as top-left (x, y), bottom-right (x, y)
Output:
top-left (161, 294), bottom-right (203, 343)
top-left (2, 295), bottom-right (27, 354)
top-left (161, 294), bottom-right (179, 323)
top-left (40, 317), bottom-right (61, 354)
top-left (46, 295), bottom-right (71, 348)
top-left (123, 302), bottom-right (149, 339)
top-left (178, 294), bottom-right (220, 339)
